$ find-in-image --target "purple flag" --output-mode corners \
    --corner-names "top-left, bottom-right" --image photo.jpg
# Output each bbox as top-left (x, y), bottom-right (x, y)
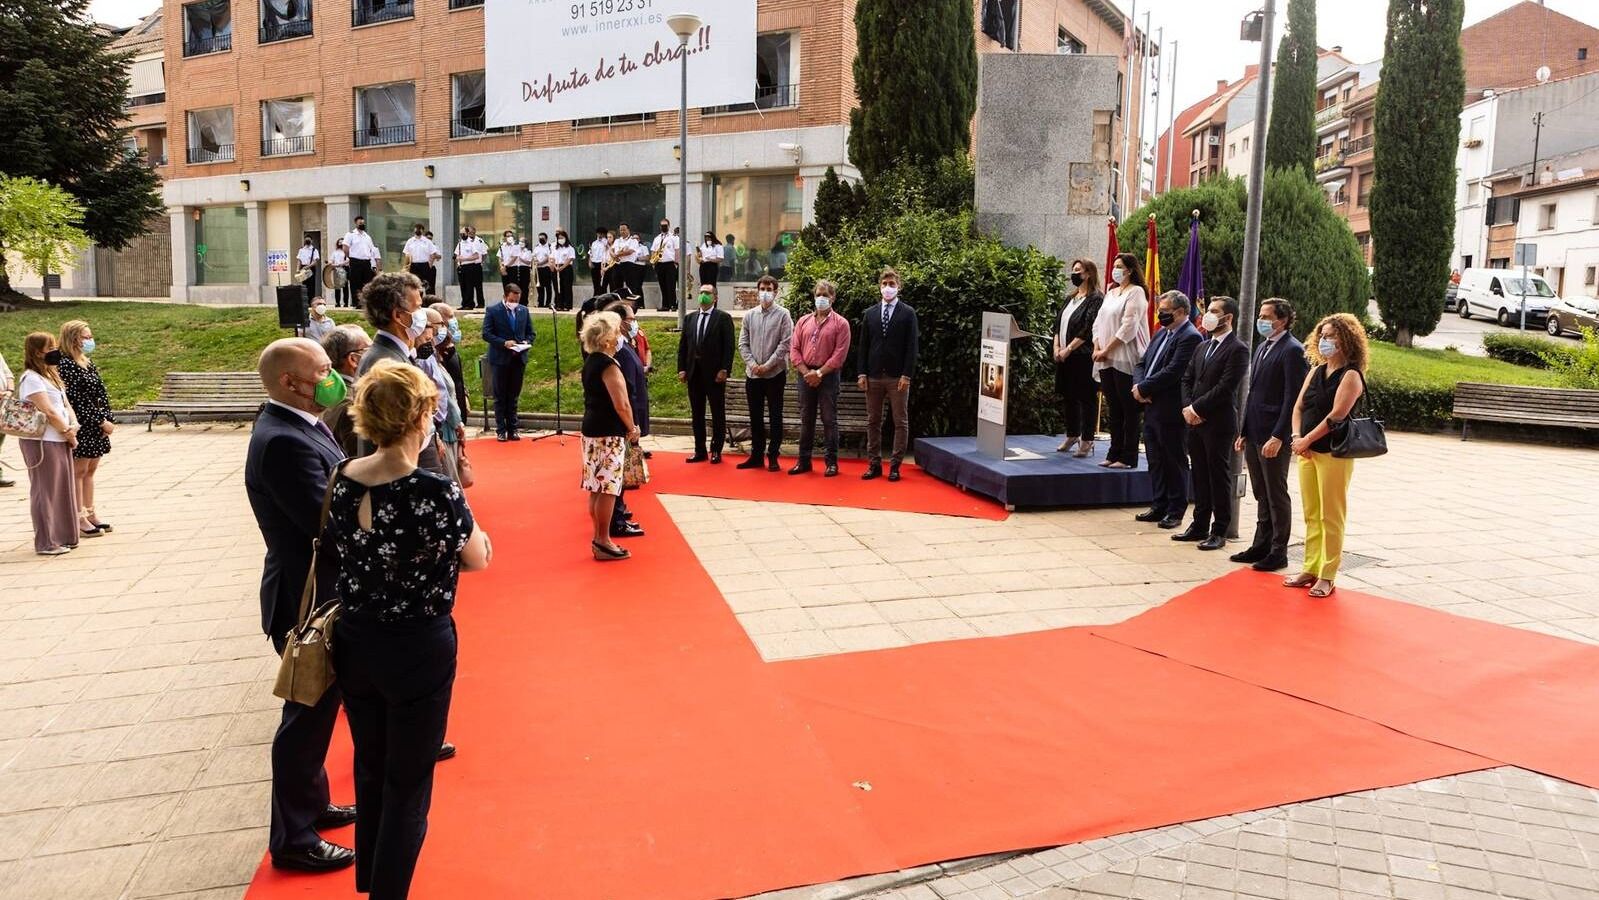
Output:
top-left (1177, 214), bottom-right (1204, 302)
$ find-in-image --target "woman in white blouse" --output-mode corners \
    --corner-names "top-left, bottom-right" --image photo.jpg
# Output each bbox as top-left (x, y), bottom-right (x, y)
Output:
top-left (15, 332), bottom-right (81, 555)
top-left (1091, 252), bottom-right (1151, 469)
top-left (696, 233), bottom-right (723, 287)
top-left (329, 239), bottom-right (351, 307)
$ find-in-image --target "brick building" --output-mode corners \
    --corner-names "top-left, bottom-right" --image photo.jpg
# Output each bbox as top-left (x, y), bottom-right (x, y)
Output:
top-left (159, 0), bottom-right (1149, 305)
top-left (1462, 1), bottom-right (1599, 103)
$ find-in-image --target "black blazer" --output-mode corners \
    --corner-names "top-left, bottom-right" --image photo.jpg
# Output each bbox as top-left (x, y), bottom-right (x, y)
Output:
top-left (244, 403), bottom-right (345, 642)
top-left (481, 302), bottom-right (534, 367)
top-left (1242, 334), bottom-right (1309, 444)
top-left (858, 302), bottom-right (920, 379)
top-left (1181, 332), bottom-right (1250, 426)
top-left (1135, 320), bottom-right (1203, 423)
top-left (1058, 291), bottom-right (1103, 356)
top-left (678, 308), bottom-right (734, 380)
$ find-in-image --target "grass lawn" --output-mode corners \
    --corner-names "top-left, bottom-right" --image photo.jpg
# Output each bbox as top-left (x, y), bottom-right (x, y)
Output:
top-left (1368, 342), bottom-right (1559, 389)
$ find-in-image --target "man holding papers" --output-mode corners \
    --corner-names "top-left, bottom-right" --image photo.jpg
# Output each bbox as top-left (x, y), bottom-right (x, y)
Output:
top-left (482, 284), bottom-right (535, 441)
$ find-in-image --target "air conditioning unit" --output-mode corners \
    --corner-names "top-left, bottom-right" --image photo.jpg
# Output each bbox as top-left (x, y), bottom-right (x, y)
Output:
top-left (1207, 134), bottom-right (1221, 146)
top-left (1463, 138), bottom-right (1483, 148)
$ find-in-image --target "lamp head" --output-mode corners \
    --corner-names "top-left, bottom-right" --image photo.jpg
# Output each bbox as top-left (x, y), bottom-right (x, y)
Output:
top-left (668, 13), bottom-right (702, 42)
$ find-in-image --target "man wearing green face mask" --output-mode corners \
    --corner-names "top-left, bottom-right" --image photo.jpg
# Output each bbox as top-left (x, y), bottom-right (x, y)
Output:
top-left (677, 285), bottom-right (734, 463)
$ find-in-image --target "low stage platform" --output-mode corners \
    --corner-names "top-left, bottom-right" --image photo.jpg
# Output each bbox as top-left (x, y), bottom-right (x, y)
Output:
top-left (914, 434), bottom-right (1154, 510)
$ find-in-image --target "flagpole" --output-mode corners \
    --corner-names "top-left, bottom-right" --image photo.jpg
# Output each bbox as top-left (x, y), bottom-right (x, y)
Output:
top-left (1119, 0), bottom-right (1138, 219)
top-left (1149, 25), bottom-right (1163, 205)
top-left (1165, 40), bottom-right (1179, 194)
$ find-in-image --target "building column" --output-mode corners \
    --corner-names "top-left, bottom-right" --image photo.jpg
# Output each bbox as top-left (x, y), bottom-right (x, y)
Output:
top-left (245, 201), bottom-right (268, 304)
top-left (168, 206), bottom-right (195, 303)
top-left (427, 188), bottom-right (453, 294)
top-left (662, 171), bottom-right (710, 249)
top-left (528, 182), bottom-right (568, 236)
top-left (324, 195), bottom-right (357, 251)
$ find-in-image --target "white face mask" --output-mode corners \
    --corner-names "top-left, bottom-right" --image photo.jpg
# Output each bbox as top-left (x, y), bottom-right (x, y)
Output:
top-left (1201, 312), bottom-right (1221, 332)
top-left (880, 285), bottom-right (898, 302)
top-left (628, 321), bottom-right (640, 337)
top-left (311, 303), bottom-right (326, 316)
top-left (814, 296), bottom-right (831, 311)
top-left (758, 290), bottom-right (776, 305)
top-left (406, 307), bottom-right (430, 340)
top-left (1111, 268), bottom-right (1127, 285)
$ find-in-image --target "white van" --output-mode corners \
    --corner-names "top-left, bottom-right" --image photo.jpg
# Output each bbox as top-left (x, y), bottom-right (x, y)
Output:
top-left (1455, 268), bottom-right (1557, 326)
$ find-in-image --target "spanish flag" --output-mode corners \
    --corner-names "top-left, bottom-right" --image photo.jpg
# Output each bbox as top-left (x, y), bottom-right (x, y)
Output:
top-left (1144, 214), bottom-right (1161, 332)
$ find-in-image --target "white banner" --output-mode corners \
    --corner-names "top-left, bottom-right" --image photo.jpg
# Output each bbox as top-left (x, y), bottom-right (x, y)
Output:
top-left (484, 0), bottom-right (756, 127)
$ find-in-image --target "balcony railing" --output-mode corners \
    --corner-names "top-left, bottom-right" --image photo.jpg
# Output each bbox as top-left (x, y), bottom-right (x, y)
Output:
top-left (447, 0), bottom-right (482, 8)
top-left (352, 0), bottom-right (412, 27)
top-left (1314, 100), bottom-right (1346, 129)
top-left (187, 144), bottom-right (235, 164)
top-left (573, 112), bottom-right (656, 128)
top-left (1313, 150), bottom-right (1346, 174)
top-left (1344, 133), bottom-right (1374, 155)
top-left (260, 17), bottom-right (313, 43)
top-left (703, 82), bottom-right (801, 115)
top-left (125, 92), bottom-right (165, 109)
top-left (450, 115), bottom-right (515, 138)
top-left (354, 123), bottom-right (415, 147)
top-left (262, 134), bottom-right (315, 156)
top-left (183, 32), bottom-right (232, 56)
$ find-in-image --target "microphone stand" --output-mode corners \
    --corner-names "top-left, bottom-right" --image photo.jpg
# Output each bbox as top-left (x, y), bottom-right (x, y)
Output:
top-left (527, 303), bottom-right (566, 444)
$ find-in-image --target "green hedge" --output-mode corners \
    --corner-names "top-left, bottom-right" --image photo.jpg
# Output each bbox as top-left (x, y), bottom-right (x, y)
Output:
top-left (1481, 332), bottom-right (1577, 370)
top-left (1365, 342), bottom-right (1559, 431)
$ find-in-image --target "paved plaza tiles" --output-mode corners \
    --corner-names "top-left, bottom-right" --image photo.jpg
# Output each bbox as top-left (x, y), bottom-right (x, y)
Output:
top-left (0, 427), bottom-right (1596, 899)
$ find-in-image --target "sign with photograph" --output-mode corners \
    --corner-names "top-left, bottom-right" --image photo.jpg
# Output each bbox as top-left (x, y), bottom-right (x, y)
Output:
top-left (979, 337), bottom-right (1008, 426)
top-left (485, 0), bottom-right (756, 127)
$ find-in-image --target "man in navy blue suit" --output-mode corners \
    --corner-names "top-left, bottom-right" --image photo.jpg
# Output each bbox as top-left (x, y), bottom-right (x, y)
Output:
top-left (1132, 291), bottom-right (1203, 529)
top-left (244, 338), bottom-right (355, 872)
top-left (1233, 298), bottom-right (1309, 571)
top-left (481, 283), bottom-right (535, 440)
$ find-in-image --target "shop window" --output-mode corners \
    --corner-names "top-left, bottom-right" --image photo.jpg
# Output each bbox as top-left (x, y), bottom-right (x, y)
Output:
top-left (711, 173), bottom-right (803, 280)
top-left (196, 206), bottom-right (248, 284)
top-left (454, 190), bottom-right (532, 270)
top-left (571, 183), bottom-right (667, 270)
top-left (361, 194), bottom-right (429, 265)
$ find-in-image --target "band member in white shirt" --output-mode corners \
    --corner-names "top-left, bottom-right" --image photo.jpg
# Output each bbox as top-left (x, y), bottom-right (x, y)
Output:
top-left (650, 218), bottom-right (681, 312)
top-left (588, 228), bottom-right (610, 297)
top-left (296, 236), bottom-right (321, 299)
top-left (454, 226), bottom-right (488, 310)
top-left (329, 239), bottom-right (351, 307)
top-left (500, 231), bottom-right (531, 300)
top-left (533, 233), bottom-right (554, 309)
top-left (403, 224), bottom-right (435, 292)
top-left (697, 232), bottom-right (724, 288)
top-left (423, 230), bottom-right (441, 295)
top-left (611, 224), bottom-right (644, 300)
top-left (551, 229), bottom-right (577, 311)
top-left (343, 216), bottom-right (381, 305)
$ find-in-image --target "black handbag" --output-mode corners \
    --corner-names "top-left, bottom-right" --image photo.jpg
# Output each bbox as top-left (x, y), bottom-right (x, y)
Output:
top-left (1330, 372), bottom-right (1387, 459)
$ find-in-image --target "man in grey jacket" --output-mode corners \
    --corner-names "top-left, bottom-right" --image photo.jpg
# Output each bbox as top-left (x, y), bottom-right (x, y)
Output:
top-left (736, 274), bottom-right (795, 471)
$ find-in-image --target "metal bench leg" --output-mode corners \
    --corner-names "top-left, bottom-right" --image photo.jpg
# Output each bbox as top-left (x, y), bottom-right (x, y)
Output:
top-left (1460, 421), bottom-right (1470, 441)
top-left (169, 412), bottom-right (180, 430)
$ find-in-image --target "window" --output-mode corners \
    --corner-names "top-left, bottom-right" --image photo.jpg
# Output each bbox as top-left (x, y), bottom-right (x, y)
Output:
top-left (455, 190), bottom-right (531, 267)
top-left (1579, 47), bottom-right (1589, 61)
top-left (128, 56), bottom-right (164, 103)
top-left (196, 206), bottom-right (248, 284)
top-left (712, 173), bottom-right (803, 279)
top-left (1585, 266), bottom-right (1596, 288)
top-left (354, 83), bottom-right (415, 147)
top-left (1242, 137), bottom-right (1249, 154)
top-left (451, 72), bottom-right (515, 137)
top-left (1057, 27), bottom-right (1086, 54)
top-left (362, 194), bottom-right (429, 263)
top-left (144, 128), bottom-right (167, 165)
top-left (186, 107), bottom-right (235, 163)
top-left (1228, 143), bottom-right (1236, 159)
top-left (352, 0), bottom-right (413, 28)
top-left (261, 98), bottom-right (315, 156)
top-left (1487, 196), bottom-right (1520, 225)
top-left (571, 183), bottom-right (667, 271)
top-left (572, 113), bottom-right (656, 128)
top-left (182, 0), bottom-right (232, 56)
top-left (704, 33), bottom-right (799, 113)
top-left (981, 0), bottom-right (1020, 50)
top-left (260, 0), bottom-right (312, 43)
top-left (1467, 183), bottom-right (1481, 204)
top-left (448, 0), bottom-right (482, 7)
top-left (1539, 202), bottom-right (1557, 231)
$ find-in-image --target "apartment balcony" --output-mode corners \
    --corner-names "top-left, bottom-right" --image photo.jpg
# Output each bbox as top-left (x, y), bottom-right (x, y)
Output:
top-left (187, 144), bottom-right (235, 164)
top-left (703, 82), bottom-right (802, 116)
top-left (354, 123), bottom-right (415, 147)
top-left (447, 0), bottom-right (482, 8)
top-left (262, 135), bottom-right (316, 156)
top-left (1314, 100), bottom-right (1346, 131)
top-left (1344, 132), bottom-right (1374, 159)
top-left (450, 116), bottom-right (515, 138)
top-left (352, 0), bottom-right (412, 27)
top-left (183, 32), bottom-right (232, 56)
top-left (125, 93), bottom-right (165, 109)
top-left (260, 17), bottom-right (313, 43)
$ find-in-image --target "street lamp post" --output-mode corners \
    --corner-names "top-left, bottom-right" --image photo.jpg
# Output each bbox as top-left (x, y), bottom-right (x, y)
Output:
top-left (668, 13), bottom-right (702, 332)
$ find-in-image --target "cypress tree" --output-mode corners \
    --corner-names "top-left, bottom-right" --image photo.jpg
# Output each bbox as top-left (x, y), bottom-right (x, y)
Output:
top-left (848, 0), bottom-right (978, 181)
top-left (1265, 0), bottom-right (1319, 176)
top-left (1370, 0), bottom-right (1464, 346)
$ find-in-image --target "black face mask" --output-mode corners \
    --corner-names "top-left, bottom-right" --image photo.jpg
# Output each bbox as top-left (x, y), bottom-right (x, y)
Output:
top-left (1157, 311), bottom-right (1176, 327)
top-left (660, 225), bottom-right (670, 233)
top-left (1070, 273), bottom-right (1084, 287)
top-left (416, 342), bottom-right (435, 360)
top-left (43, 349), bottom-right (64, 366)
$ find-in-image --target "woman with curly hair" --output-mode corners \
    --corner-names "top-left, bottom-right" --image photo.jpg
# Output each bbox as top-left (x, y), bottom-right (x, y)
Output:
top-left (1288, 313), bottom-right (1369, 599)
top-left (57, 320), bottom-right (115, 536)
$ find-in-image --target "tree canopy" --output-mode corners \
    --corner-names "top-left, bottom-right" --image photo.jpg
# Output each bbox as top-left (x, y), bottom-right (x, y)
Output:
top-left (1265, 0), bottom-right (1319, 177)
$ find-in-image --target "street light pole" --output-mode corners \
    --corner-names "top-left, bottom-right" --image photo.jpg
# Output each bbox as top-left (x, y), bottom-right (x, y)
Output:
top-left (669, 13), bottom-right (703, 332)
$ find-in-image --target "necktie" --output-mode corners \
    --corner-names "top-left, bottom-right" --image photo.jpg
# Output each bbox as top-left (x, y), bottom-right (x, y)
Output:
top-left (313, 418), bottom-right (340, 451)
top-left (882, 303), bottom-right (891, 330)
top-left (699, 311), bottom-right (708, 343)
top-left (1146, 331), bottom-right (1167, 371)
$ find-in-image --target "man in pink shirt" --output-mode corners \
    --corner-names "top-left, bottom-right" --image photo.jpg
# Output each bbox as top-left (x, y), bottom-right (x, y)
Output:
top-left (788, 279), bottom-right (853, 477)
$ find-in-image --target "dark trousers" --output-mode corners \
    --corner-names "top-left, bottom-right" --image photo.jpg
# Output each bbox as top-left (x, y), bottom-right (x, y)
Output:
top-left (458, 263), bottom-right (484, 309)
top-left (610, 486), bottom-right (631, 530)
top-left (656, 261), bottom-right (679, 311)
top-left (1187, 418), bottom-right (1237, 536)
top-left (1100, 368), bottom-right (1141, 467)
top-left (348, 259), bottom-right (375, 306)
top-left (333, 279), bottom-right (352, 307)
top-left (698, 261), bottom-right (720, 287)
top-left (1244, 437), bottom-right (1294, 555)
top-left (556, 267), bottom-right (574, 310)
top-left (268, 633), bottom-right (341, 857)
top-left (1143, 416), bottom-right (1191, 519)
top-left (334, 614), bottom-right (456, 900)
top-left (536, 267), bottom-right (555, 307)
top-left (590, 263), bottom-right (606, 296)
top-left (491, 358), bottom-right (525, 436)
top-left (622, 262), bottom-right (646, 299)
top-left (795, 372), bottom-right (840, 466)
top-left (408, 263), bottom-right (431, 292)
top-left (1056, 353), bottom-right (1097, 439)
top-left (426, 265), bottom-right (437, 295)
top-left (512, 266), bottom-right (532, 300)
top-left (745, 374), bottom-right (787, 461)
top-left (687, 373), bottom-right (726, 455)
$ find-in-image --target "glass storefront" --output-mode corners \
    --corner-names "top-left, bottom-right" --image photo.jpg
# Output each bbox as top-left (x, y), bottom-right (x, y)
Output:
top-left (454, 189), bottom-right (531, 271)
top-left (361, 194), bottom-right (429, 267)
top-left (571, 182), bottom-right (666, 269)
top-left (195, 206), bottom-right (248, 285)
top-left (711, 173), bottom-right (802, 279)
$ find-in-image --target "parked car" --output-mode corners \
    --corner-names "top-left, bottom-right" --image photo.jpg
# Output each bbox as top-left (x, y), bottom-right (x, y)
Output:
top-left (1455, 268), bottom-right (1556, 326)
top-left (1444, 283), bottom-right (1459, 312)
top-left (1546, 295), bottom-right (1599, 337)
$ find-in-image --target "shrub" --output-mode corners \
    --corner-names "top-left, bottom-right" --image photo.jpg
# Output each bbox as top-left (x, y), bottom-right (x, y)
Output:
top-left (1482, 332), bottom-right (1578, 370)
top-left (1541, 328), bottom-right (1599, 390)
top-left (1362, 343), bottom-right (1559, 432)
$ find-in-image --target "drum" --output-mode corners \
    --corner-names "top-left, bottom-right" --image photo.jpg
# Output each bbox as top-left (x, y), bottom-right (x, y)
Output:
top-left (322, 263), bottom-right (347, 290)
top-left (294, 266), bottom-right (314, 284)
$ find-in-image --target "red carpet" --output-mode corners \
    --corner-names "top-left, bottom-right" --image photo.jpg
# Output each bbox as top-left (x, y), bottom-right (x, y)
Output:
top-left (245, 440), bottom-right (1578, 900)
top-left (1094, 569), bottom-right (1599, 791)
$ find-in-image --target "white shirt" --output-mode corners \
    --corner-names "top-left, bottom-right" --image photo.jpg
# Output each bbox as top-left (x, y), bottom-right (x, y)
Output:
top-left (551, 243), bottom-right (576, 266)
top-left (297, 245), bottom-right (319, 267)
top-left (403, 235), bottom-right (434, 264)
top-left (699, 242), bottom-right (724, 263)
top-left (533, 243), bottom-right (552, 266)
top-left (329, 248), bottom-right (348, 267)
top-left (0, 351), bottom-right (13, 393)
top-left (502, 242), bottom-right (526, 267)
top-left (613, 235), bottom-right (642, 264)
top-left (1091, 285), bottom-right (1151, 379)
top-left (589, 238), bottom-right (609, 266)
top-left (18, 371), bottom-right (72, 442)
top-left (1059, 295), bottom-right (1087, 343)
top-left (267, 399), bottom-right (324, 431)
top-left (343, 229), bottom-right (379, 261)
top-left (650, 233), bottom-right (679, 263)
top-left (455, 237), bottom-right (487, 263)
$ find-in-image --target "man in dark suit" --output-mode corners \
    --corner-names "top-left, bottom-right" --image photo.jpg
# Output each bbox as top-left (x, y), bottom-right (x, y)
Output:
top-left (245, 338), bottom-right (355, 873)
top-left (857, 267), bottom-right (920, 481)
top-left (481, 283), bottom-right (535, 441)
top-left (1233, 298), bottom-right (1309, 571)
top-left (677, 284), bottom-right (735, 462)
top-left (1132, 291), bottom-right (1203, 529)
top-left (1176, 296), bottom-right (1250, 551)
top-left (356, 273), bottom-right (447, 479)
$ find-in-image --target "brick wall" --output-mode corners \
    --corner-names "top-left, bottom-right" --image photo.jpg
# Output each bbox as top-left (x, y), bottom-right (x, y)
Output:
top-left (96, 223), bottom-right (174, 298)
top-left (1462, 2), bottom-right (1599, 100)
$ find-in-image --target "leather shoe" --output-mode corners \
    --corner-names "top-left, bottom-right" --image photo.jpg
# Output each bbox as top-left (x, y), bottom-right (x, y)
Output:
top-left (1198, 535), bottom-right (1228, 551)
top-left (1251, 554), bottom-right (1289, 572)
top-left (735, 457), bottom-right (763, 469)
top-left (1158, 517), bottom-right (1182, 529)
top-left (861, 464), bottom-right (882, 481)
top-left (313, 804), bottom-right (356, 830)
top-left (685, 454), bottom-right (709, 463)
top-left (508, 431), bottom-right (522, 441)
top-left (437, 741), bottom-right (457, 761)
top-left (709, 452), bottom-right (722, 464)
top-left (788, 463), bottom-right (813, 475)
top-left (611, 521), bottom-right (645, 538)
top-left (887, 463), bottom-right (901, 482)
top-left (1171, 526), bottom-right (1208, 542)
top-left (767, 459), bottom-right (782, 472)
top-left (1230, 546), bottom-right (1268, 564)
top-left (824, 464), bottom-right (839, 477)
top-left (496, 433), bottom-right (509, 442)
top-left (272, 840), bottom-right (355, 872)
top-left (1134, 508), bottom-right (1164, 523)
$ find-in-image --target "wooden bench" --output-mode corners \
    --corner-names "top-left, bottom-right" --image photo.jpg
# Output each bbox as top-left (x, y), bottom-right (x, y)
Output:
top-left (724, 379), bottom-right (873, 454)
top-left (1452, 382), bottom-right (1599, 440)
top-left (136, 372), bottom-right (266, 430)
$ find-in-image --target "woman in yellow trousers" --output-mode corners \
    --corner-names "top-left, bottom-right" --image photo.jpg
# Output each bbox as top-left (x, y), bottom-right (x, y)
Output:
top-left (1286, 313), bottom-right (1369, 599)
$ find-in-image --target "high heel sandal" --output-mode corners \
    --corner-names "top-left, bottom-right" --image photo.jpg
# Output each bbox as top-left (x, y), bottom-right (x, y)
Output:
top-left (591, 540), bottom-right (631, 562)
top-left (1283, 573), bottom-right (1317, 588)
top-left (1309, 580), bottom-right (1336, 598)
top-left (1073, 440), bottom-right (1094, 459)
top-left (1057, 436), bottom-right (1076, 452)
top-left (78, 510), bottom-right (103, 538)
top-left (87, 506), bottom-right (111, 533)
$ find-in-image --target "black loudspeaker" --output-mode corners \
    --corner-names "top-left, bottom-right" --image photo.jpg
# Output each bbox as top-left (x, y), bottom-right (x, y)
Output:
top-left (277, 284), bottom-right (309, 329)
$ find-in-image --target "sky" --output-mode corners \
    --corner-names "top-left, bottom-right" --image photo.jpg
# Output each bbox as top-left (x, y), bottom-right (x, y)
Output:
top-left (88, 0), bottom-right (1595, 116)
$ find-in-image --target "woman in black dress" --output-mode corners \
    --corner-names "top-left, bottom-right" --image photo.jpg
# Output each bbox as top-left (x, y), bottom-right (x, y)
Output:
top-left (328, 361), bottom-right (491, 900)
top-left (57, 320), bottom-right (115, 536)
top-left (1053, 259), bottom-right (1103, 455)
top-left (578, 311), bottom-right (640, 561)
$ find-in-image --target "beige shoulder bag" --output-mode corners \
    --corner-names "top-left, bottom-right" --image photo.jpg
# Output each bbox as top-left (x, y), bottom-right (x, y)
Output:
top-left (272, 460), bottom-right (347, 706)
